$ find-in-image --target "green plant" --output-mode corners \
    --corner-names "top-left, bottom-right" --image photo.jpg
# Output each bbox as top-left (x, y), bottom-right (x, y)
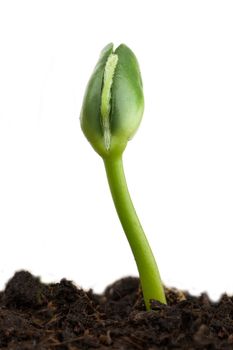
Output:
top-left (80, 43), bottom-right (166, 310)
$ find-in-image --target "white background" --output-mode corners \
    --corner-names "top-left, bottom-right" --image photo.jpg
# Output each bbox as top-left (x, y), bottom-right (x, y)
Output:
top-left (0, 0), bottom-right (233, 300)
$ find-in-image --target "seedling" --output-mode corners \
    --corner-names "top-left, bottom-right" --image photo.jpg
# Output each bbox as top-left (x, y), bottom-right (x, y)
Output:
top-left (80, 43), bottom-right (166, 310)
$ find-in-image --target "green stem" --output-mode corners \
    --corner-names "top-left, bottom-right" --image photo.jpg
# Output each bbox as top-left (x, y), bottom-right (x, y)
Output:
top-left (103, 155), bottom-right (166, 309)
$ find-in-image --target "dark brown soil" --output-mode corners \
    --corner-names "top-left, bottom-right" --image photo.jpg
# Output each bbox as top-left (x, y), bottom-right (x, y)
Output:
top-left (0, 271), bottom-right (233, 349)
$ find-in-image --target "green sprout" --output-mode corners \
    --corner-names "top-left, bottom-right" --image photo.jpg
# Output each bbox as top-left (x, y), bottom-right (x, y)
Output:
top-left (80, 43), bottom-right (166, 310)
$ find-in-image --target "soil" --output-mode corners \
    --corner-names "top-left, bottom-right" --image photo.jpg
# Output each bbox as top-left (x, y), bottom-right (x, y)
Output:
top-left (0, 271), bottom-right (233, 349)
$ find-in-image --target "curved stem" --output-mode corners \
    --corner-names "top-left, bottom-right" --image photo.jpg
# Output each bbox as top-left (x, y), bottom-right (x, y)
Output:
top-left (103, 155), bottom-right (166, 309)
